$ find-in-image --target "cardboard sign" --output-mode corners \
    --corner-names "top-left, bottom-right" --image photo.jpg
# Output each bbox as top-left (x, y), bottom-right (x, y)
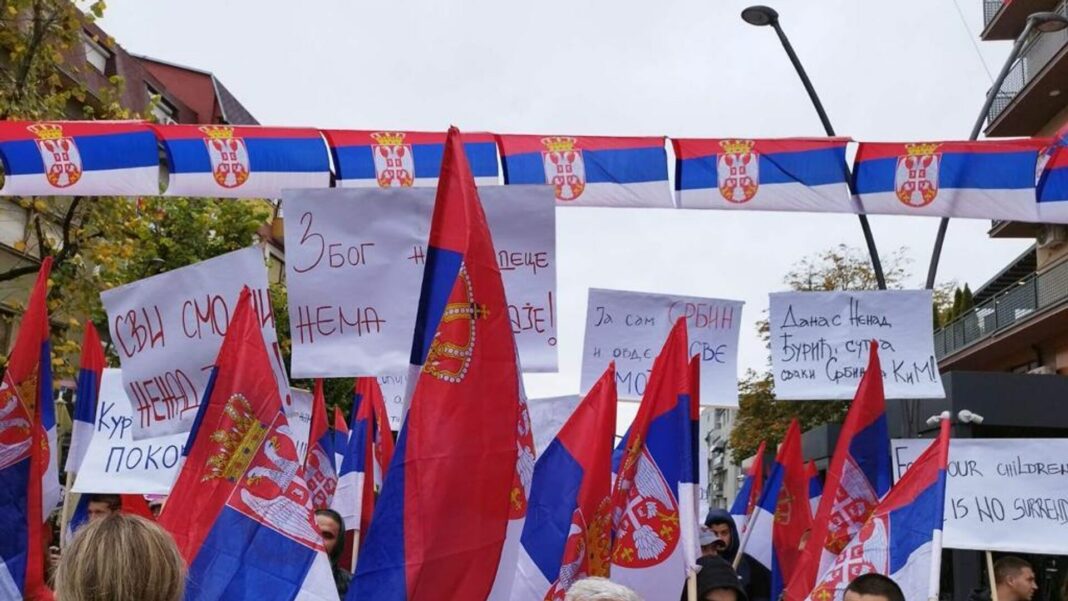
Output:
top-left (528, 395), bottom-right (581, 457)
top-left (581, 289), bottom-right (743, 406)
top-left (892, 438), bottom-right (1068, 555)
top-left (71, 369), bottom-right (185, 495)
top-left (769, 290), bottom-right (944, 400)
top-left (283, 185), bottom-right (557, 379)
top-left (101, 247), bottom-right (289, 439)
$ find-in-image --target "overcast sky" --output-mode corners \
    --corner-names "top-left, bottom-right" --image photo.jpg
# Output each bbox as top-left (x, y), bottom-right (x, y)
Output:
top-left (101, 1), bottom-right (1032, 410)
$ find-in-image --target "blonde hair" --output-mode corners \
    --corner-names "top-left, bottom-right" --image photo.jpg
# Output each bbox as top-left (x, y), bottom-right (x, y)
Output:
top-left (55, 513), bottom-right (185, 601)
top-left (565, 577), bottom-right (644, 601)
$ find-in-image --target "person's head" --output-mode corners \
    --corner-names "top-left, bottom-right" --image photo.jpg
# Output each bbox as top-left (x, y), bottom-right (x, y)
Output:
top-left (314, 509), bottom-right (345, 565)
top-left (55, 513), bottom-right (185, 601)
top-left (564, 577), bottom-right (643, 601)
top-left (703, 509), bottom-right (739, 560)
top-left (843, 574), bottom-right (905, 601)
top-left (86, 494), bottom-right (121, 521)
top-left (700, 528), bottom-right (719, 557)
top-left (691, 555), bottom-right (747, 601)
top-left (995, 557), bottom-right (1037, 601)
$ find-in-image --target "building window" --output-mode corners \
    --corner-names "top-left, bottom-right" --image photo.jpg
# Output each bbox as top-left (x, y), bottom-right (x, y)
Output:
top-left (82, 33), bottom-right (111, 74)
top-left (146, 85), bottom-right (177, 124)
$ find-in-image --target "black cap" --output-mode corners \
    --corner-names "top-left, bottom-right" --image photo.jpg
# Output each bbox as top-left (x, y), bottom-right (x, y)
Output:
top-left (695, 556), bottom-right (748, 601)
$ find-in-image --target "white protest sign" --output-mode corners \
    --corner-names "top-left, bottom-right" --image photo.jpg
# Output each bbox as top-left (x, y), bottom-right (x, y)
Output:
top-left (283, 185), bottom-right (557, 378)
top-left (287, 387), bottom-right (313, 463)
top-left (377, 373), bottom-right (407, 432)
top-left (101, 247), bottom-right (288, 439)
top-left (892, 438), bottom-right (1068, 555)
top-left (528, 395), bottom-right (581, 457)
top-left (581, 289), bottom-right (743, 406)
top-left (71, 369), bottom-right (185, 495)
top-left (769, 290), bottom-right (944, 400)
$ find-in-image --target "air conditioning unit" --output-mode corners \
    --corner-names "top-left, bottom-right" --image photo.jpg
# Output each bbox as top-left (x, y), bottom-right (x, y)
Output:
top-left (1028, 365), bottom-right (1055, 375)
top-left (1037, 225), bottom-right (1068, 250)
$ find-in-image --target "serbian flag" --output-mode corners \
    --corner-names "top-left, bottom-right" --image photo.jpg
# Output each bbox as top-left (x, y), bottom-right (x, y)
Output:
top-left (159, 287), bottom-right (337, 601)
top-left (673, 138), bottom-right (851, 211)
top-left (0, 257), bottom-right (56, 600)
top-left (333, 376), bottom-right (394, 572)
top-left (853, 139), bottom-right (1050, 222)
top-left (511, 364), bottom-right (617, 600)
top-left (0, 121), bottom-right (159, 196)
top-left (807, 461), bottom-right (823, 517)
top-left (785, 341), bottom-right (892, 601)
top-left (152, 124), bottom-right (330, 198)
top-left (805, 419), bottom-right (950, 601)
top-left (745, 420), bottom-right (812, 601)
top-left (65, 323), bottom-right (105, 474)
top-left (1037, 126), bottom-right (1068, 221)
top-left (609, 318), bottom-right (696, 600)
top-left (498, 134), bottom-right (673, 208)
top-left (333, 406), bottom-right (350, 470)
top-left (353, 127), bottom-right (531, 601)
top-left (305, 379), bottom-right (338, 510)
top-left (322, 130), bottom-right (498, 188)
top-left (729, 440), bottom-right (766, 533)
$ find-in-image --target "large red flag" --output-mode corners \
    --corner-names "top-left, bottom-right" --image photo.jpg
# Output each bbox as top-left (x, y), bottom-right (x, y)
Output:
top-left (354, 126), bottom-right (529, 600)
top-left (0, 257), bottom-right (55, 601)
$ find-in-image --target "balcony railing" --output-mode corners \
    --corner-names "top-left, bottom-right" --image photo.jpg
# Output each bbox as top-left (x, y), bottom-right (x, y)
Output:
top-left (934, 257), bottom-right (1068, 358)
top-left (988, 1), bottom-right (1068, 123)
top-left (984, 0), bottom-right (1009, 27)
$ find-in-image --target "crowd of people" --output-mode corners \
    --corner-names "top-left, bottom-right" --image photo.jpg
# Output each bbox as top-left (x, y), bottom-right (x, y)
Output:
top-left (45, 496), bottom-right (1045, 601)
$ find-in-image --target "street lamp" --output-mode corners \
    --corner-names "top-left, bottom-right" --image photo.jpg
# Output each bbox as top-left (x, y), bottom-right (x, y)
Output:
top-left (924, 11), bottom-right (1068, 289)
top-left (741, 6), bottom-right (887, 290)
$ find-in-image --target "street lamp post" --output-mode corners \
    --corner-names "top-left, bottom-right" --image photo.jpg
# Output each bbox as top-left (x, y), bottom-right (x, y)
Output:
top-left (924, 11), bottom-right (1068, 289)
top-left (742, 5), bottom-right (888, 290)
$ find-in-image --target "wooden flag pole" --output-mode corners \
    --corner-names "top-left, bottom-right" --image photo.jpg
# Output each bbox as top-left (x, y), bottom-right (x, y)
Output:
top-left (987, 551), bottom-right (999, 601)
top-left (687, 570), bottom-right (698, 601)
top-left (59, 470), bottom-right (76, 550)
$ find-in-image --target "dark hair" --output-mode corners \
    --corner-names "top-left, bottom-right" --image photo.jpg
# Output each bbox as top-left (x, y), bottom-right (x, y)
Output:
top-left (845, 574), bottom-right (905, 601)
top-left (87, 493), bottom-right (122, 511)
top-left (314, 508), bottom-right (346, 565)
top-left (995, 557), bottom-right (1033, 585)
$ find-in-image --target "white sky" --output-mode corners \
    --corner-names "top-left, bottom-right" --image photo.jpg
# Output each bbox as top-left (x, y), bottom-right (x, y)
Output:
top-left (100, 1), bottom-right (1033, 418)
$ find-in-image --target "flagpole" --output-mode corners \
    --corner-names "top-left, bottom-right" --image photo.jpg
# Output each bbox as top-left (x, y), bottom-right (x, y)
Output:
top-left (59, 471), bottom-right (76, 549)
top-left (986, 551), bottom-right (999, 601)
top-left (687, 571), bottom-right (698, 601)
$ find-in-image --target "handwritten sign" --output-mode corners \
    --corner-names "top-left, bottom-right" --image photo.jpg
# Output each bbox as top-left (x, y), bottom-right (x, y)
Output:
top-left (892, 438), bottom-right (1068, 555)
top-left (283, 185), bottom-right (557, 378)
top-left (101, 247), bottom-right (289, 439)
top-left (768, 291), bottom-right (944, 400)
top-left (71, 369), bottom-right (185, 495)
top-left (377, 372), bottom-right (408, 431)
top-left (287, 387), bottom-right (313, 463)
top-left (528, 395), bottom-right (581, 457)
top-left (581, 289), bottom-right (743, 406)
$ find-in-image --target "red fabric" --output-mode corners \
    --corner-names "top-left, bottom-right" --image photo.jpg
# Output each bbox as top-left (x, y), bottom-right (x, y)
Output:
top-left (771, 420), bottom-right (812, 588)
top-left (158, 287), bottom-right (284, 563)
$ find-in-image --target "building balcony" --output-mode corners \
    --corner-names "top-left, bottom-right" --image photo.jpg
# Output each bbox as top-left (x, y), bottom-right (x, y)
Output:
top-left (985, 0), bottom-right (1068, 136)
top-left (933, 255), bottom-right (1068, 370)
top-left (982, 0), bottom-right (1063, 40)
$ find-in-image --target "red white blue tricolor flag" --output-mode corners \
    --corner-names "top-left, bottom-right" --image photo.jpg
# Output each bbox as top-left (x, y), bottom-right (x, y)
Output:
top-left (322, 130), bottom-right (499, 188)
top-left (152, 124), bottom-right (330, 198)
top-left (853, 139), bottom-right (1051, 222)
top-left (786, 341), bottom-right (892, 601)
top-left (1037, 125), bottom-right (1068, 221)
top-left (511, 363), bottom-right (617, 601)
top-left (746, 419), bottom-right (812, 601)
top-left (159, 287), bottom-right (337, 601)
top-left (673, 138), bottom-right (851, 211)
top-left (0, 257), bottom-right (57, 601)
top-left (609, 318), bottom-right (699, 600)
top-left (729, 440), bottom-right (765, 533)
top-left (498, 134), bottom-right (673, 207)
top-left (352, 127), bottom-right (532, 601)
top-left (304, 379), bottom-right (338, 510)
top-left (65, 322), bottom-right (105, 475)
top-left (805, 419), bottom-right (950, 601)
top-left (0, 121), bottom-right (159, 196)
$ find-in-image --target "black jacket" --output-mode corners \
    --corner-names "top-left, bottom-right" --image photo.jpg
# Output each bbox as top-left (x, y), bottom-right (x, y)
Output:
top-left (705, 508), bottom-right (771, 601)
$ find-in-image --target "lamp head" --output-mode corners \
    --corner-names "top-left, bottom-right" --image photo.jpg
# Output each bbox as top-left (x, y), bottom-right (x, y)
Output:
top-left (742, 5), bottom-right (779, 27)
top-left (1028, 11), bottom-right (1068, 33)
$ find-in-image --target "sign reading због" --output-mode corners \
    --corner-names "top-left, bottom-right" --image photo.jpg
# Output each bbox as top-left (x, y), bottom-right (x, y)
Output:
top-left (769, 290), bottom-right (944, 400)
